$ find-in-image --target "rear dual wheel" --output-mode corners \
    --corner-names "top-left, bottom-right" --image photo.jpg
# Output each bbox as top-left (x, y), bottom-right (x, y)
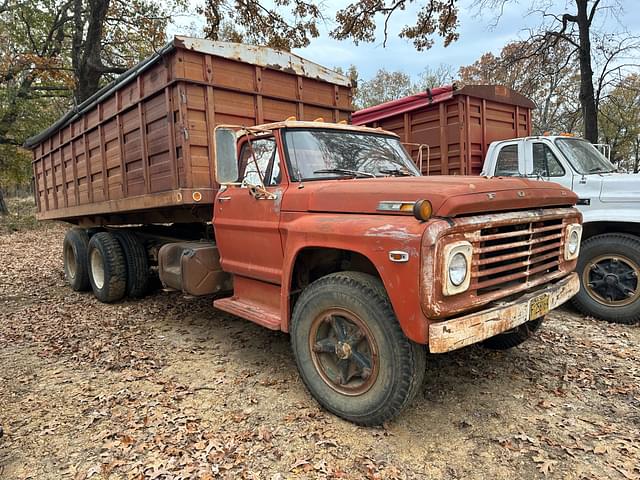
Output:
top-left (63, 228), bottom-right (91, 291)
top-left (88, 232), bottom-right (127, 303)
top-left (63, 229), bottom-right (149, 303)
top-left (112, 230), bottom-right (150, 298)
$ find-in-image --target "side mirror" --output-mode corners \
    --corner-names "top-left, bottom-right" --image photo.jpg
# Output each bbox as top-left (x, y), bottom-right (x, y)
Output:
top-left (215, 128), bottom-right (239, 184)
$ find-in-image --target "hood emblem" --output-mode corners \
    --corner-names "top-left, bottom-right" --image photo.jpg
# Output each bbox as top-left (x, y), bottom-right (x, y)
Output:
top-left (517, 191), bottom-right (526, 197)
top-left (487, 192), bottom-right (496, 200)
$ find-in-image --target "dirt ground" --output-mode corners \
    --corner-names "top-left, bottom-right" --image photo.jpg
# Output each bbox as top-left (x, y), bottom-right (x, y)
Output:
top-left (1, 198), bottom-right (639, 479)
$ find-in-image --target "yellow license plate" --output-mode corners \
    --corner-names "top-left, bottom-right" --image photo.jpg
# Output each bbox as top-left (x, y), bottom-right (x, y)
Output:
top-left (529, 293), bottom-right (550, 320)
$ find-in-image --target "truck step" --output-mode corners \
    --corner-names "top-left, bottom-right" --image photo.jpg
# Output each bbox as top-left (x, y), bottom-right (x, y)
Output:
top-left (213, 297), bottom-right (281, 330)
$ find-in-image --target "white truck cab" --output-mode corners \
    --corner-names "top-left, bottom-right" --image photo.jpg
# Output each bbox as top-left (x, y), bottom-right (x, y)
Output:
top-left (482, 135), bottom-right (640, 324)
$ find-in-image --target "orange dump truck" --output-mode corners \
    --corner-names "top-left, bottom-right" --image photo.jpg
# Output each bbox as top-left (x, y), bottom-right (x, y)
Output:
top-left (27, 38), bottom-right (582, 425)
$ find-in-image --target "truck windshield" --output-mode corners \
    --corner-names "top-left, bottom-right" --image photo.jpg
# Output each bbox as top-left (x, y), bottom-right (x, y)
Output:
top-left (284, 129), bottom-right (420, 181)
top-left (554, 138), bottom-right (615, 174)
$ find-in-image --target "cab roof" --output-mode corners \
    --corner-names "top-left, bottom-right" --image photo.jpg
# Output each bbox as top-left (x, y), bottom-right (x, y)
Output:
top-left (240, 120), bottom-right (399, 137)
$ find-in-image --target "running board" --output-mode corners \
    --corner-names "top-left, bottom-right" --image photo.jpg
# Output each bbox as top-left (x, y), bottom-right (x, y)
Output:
top-left (213, 275), bottom-right (282, 330)
top-left (214, 297), bottom-right (281, 330)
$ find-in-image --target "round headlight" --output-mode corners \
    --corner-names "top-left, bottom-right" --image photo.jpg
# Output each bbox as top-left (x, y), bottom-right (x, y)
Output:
top-left (568, 230), bottom-right (580, 255)
top-left (449, 252), bottom-right (468, 287)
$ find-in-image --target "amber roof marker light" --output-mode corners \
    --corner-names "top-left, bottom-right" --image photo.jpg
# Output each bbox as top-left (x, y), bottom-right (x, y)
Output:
top-left (413, 200), bottom-right (432, 221)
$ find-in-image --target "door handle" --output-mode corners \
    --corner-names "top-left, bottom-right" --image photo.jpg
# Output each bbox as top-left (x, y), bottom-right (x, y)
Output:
top-left (217, 196), bottom-right (231, 202)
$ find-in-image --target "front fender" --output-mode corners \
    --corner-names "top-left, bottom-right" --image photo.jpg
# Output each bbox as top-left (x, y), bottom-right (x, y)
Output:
top-left (581, 203), bottom-right (640, 227)
top-left (279, 212), bottom-right (431, 343)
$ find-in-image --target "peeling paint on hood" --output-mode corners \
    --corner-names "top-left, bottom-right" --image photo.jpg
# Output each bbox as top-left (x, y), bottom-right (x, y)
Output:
top-left (287, 176), bottom-right (577, 217)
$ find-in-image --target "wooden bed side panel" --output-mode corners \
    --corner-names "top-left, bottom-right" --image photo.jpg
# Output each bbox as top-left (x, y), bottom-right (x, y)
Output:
top-left (178, 50), bottom-right (353, 192)
top-left (365, 93), bottom-right (532, 177)
top-left (30, 46), bottom-right (353, 224)
top-left (103, 117), bottom-right (122, 200)
top-left (145, 91), bottom-right (175, 194)
top-left (371, 97), bottom-right (464, 176)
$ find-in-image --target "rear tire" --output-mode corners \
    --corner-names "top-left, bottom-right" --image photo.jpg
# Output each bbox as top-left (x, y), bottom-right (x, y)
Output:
top-left (291, 271), bottom-right (426, 426)
top-left (113, 230), bottom-right (149, 298)
top-left (481, 318), bottom-right (543, 350)
top-left (88, 232), bottom-right (127, 303)
top-left (63, 228), bottom-right (91, 291)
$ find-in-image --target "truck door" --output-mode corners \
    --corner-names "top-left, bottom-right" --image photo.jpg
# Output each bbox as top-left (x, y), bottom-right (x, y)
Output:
top-left (491, 142), bottom-right (523, 176)
top-left (213, 135), bottom-right (286, 285)
top-left (528, 141), bottom-right (571, 188)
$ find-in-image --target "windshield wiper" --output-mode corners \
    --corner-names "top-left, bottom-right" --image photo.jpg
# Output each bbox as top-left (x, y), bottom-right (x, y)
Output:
top-left (379, 167), bottom-right (413, 177)
top-left (588, 166), bottom-right (613, 173)
top-left (313, 168), bottom-right (375, 178)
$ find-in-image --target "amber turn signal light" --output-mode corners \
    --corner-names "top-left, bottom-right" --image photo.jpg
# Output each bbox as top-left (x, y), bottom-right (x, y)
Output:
top-left (413, 199), bottom-right (432, 221)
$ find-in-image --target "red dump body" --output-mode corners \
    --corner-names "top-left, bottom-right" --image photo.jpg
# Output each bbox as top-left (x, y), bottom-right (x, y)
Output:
top-left (352, 84), bottom-right (535, 176)
top-left (26, 37), bottom-right (353, 226)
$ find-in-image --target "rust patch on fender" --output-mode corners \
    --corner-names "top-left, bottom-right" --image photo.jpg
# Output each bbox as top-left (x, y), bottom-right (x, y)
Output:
top-left (364, 224), bottom-right (421, 241)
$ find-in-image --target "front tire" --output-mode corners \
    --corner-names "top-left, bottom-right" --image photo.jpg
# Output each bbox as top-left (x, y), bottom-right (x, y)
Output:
top-left (88, 232), bottom-right (127, 303)
top-left (290, 272), bottom-right (426, 426)
top-left (481, 318), bottom-right (543, 350)
top-left (571, 233), bottom-right (640, 324)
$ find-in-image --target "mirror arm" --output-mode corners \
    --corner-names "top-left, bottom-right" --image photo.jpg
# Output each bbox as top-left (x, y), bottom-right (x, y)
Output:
top-left (249, 184), bottom-right (277, 200)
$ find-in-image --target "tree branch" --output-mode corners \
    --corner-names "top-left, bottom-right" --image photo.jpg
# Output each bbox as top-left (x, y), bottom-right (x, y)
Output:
top-left (382, 1), bottom-right (405, 47)
top-left (0, 137), bottom-right (21, 146)
top-left (87, 61), bottom-right (128, 74)
top-left (588, 0), bottom-right (601, 26)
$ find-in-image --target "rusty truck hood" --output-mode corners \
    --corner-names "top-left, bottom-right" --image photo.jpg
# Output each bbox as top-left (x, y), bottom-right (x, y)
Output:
top-left (286, 176), bottom-right (577, 217)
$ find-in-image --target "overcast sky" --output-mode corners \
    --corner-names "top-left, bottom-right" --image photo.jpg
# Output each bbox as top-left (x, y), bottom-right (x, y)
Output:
top-left (170, 0), bottom-right (640, 81)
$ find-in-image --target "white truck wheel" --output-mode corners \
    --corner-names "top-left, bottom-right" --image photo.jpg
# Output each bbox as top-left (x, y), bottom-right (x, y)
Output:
top-left (572, 233), bottom-right (640, 324)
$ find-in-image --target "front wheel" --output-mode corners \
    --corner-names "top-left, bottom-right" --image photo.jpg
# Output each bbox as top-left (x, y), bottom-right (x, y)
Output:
top-left (290, 272), bottom-right (426, 426)
top-left (571, 233), bottom-right (640, 324)
top-left (481, 318), bottom-right (543, 350)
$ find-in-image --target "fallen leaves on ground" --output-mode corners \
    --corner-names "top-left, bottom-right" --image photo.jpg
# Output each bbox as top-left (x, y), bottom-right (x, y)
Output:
top-left (1, 206), bottom-right (639, 479)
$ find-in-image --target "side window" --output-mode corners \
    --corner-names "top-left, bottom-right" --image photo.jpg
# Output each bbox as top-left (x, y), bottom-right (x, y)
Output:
top-left (533, 143), bottom-right (565, 177)
top-left (495, 145), bottom-right (520, 176)
top-left (238, 138), bottom-right (282, 186)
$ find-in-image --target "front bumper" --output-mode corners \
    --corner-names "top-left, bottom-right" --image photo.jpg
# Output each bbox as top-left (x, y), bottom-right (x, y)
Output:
top-left (428, 272), bottom-right (579, 353)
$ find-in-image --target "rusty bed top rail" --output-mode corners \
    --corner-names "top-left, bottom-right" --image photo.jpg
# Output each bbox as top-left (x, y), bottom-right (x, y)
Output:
top-left (25, 36), bottom-right (353, 149)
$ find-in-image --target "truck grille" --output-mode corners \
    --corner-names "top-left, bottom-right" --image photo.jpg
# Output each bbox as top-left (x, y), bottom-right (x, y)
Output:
top-left (421, 207), bottom-right (579, 320)
top-left (471, 218), bottom-right (564, 296)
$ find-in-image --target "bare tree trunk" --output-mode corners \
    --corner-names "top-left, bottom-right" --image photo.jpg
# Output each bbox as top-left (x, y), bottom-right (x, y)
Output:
top-left (576, 0), bottom-right (598, 143)
top-left (73, 0), bottom-right (109, 102)
top-left (0, 188), bottom-right (8, 215)
top-left (72, 0), bottom-right (128, 103)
